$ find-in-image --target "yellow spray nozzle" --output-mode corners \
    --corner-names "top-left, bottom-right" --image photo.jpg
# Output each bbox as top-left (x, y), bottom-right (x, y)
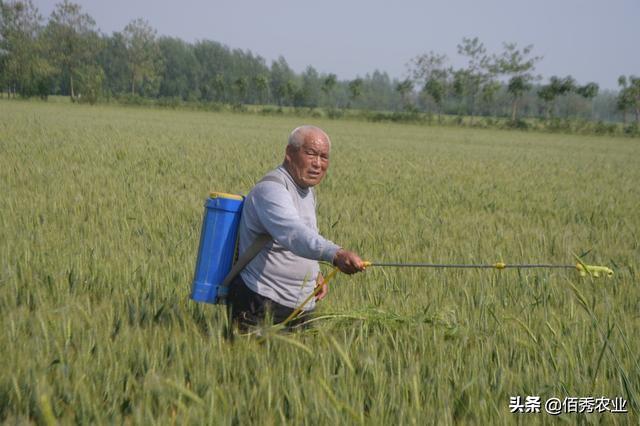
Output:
top-left (576, 263), bottom-right (614, 278)
top-left (363, 261), bottom-right (372, 269)
top-left (572, 253), bottom-right (614, 278)
top-left (493, 262), bottom-right (507, 270)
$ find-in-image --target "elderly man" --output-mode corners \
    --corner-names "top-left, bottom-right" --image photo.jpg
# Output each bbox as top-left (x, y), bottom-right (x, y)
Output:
top-left (227, 125), bottom-right (365, 329)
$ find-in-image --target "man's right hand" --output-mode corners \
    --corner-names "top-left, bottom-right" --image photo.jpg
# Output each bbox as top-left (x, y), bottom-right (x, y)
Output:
top-left (333, 249), bottom-right (366, 274)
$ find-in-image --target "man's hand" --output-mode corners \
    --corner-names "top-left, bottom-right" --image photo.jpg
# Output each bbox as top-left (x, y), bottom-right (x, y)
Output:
top-left (333, 249), bottom-right (366, 274)
top-left (315, 272), bottom-right (328, 301)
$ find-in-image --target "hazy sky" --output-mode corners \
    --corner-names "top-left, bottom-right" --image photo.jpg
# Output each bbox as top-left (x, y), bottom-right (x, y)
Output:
top-left (32, 0), bottom-right (639, 90)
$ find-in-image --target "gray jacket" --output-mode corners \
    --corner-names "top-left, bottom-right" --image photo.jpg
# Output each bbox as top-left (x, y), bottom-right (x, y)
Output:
top-left (238, 166), bottom-right (340, 309)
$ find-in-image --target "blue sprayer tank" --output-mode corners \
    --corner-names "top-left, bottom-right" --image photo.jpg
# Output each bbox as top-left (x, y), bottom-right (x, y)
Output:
top-left (191, 192), bottom-right (244, 304)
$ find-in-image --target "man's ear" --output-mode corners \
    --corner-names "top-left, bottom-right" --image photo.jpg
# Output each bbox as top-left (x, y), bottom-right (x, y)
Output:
top-left (284, 145), bottom-right (295, 163)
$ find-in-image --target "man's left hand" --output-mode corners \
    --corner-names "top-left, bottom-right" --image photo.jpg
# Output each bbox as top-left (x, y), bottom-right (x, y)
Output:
top-left (315, 273), bottom-right (328, 301)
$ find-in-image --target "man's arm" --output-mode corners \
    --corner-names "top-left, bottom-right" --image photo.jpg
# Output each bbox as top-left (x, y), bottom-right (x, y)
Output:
top-left (253, 182), bottom-right (366, 274)
top-left (252, 182), bottom-right (340, 263)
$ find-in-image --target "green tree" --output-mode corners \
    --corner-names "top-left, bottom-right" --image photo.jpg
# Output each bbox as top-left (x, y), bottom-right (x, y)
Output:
top-left (617, 75), bottom-right (640, 124)
top-left (192, 40), bottom-right (228, 101)
top-left (575, 82), bottom-right (599, 120)
top-left (506, 76), bottom-right (530, 120)
top-left (233, 76), bottom-right (248, 104)
top-left (537, 76), bottom-right (575, 119)
top-left (211, 74), bottom-right (225, 102)
top-left (409, 51), bottom-right (447, 85)
top-left (122, 18), bottom-right (162, 96)
top-left (359, 70), bottom-right (397, 111)
top-left (97, 32), bottom-right (128, 96)
top-left (270, 56), bottom-right (295, 106)
top-left (253, 74), bottom-right (269, 104)
top-left (456, 37), bottom-right (491, 120)
top-left (576, 82), bottom-right (599, 99)
top-left (492, 42), bottom-right (541, 121)
top-left (74, 63), bottom-right (103, 104)
top-left (226, 48), bottom-right (268, 103)
top-left (423, 77), bottom-right (446, 122)
top-left (157, 36), bottom-right (200, 100)
top-left (537, 83), bottom-right (555, 119)
top-left (348, 78), bottom-right (363, 107)
top-left (284, 80), bottom-right (297, 106)
top-left (558, 76), bottom-right (577, 117)
top-left (395, 78), bottom-right (414, 110)
top-left (408, 51), bottom-right (448, 116)
top-left (45, 0), bottom-right (100, 100)
top-left (479, 81), bottom-right (501, 116)
top-left (451, 68), bottom-right (470, 115)
top-left (0, 0), bottom-right (52, 97)
top-left (321, 73), bottom-right (337, 106)
top-left (300, 66), bottom-right (320, 108)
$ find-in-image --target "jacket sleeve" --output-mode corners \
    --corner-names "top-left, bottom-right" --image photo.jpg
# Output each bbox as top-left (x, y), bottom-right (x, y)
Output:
top-left (252, 182), bottom-right (340, 263)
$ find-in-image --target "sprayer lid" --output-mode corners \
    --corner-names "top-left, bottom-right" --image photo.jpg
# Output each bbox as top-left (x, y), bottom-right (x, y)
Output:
top-left (209, 192), bottom-right (244, 201)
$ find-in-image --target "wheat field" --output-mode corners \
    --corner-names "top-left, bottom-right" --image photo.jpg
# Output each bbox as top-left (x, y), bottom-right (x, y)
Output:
top-left (1, 100), bottom-right (638, 424)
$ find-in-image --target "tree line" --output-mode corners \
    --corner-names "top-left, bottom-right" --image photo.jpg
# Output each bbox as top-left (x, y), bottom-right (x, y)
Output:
top-left (1, 0), bottom-right (639, 125)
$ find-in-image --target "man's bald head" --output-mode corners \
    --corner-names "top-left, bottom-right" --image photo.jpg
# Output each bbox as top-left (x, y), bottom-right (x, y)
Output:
top-left (283, 125), bottom-right (331, 188)
top-left (287, 125), bottom-right (331, 151)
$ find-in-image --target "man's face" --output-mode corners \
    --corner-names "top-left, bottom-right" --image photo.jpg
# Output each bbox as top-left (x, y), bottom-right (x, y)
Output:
top-left (285, 136), bottom-right (330, 188)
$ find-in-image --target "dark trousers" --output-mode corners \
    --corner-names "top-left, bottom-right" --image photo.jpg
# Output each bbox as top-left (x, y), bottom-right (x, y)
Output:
top-left (226, 276), bottom-right (314, 331)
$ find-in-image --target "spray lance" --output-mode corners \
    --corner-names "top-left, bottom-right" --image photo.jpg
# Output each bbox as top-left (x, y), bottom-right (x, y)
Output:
top-left (363, 254), bottom-right (614, 277)
top-left (281, 253), bottom-right (614, 327)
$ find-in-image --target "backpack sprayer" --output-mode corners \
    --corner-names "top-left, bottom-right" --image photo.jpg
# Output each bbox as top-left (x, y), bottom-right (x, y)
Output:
top-left (190, 192), bottom-right (614, 324)
top-left (191, 192), bottom-right (245, 304)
